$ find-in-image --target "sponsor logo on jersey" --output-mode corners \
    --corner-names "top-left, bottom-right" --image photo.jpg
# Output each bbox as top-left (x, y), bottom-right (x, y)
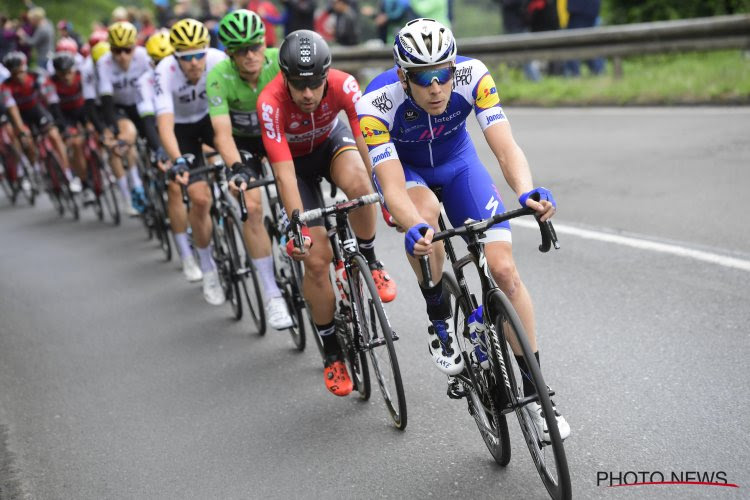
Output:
top-left (372, 146), bottom-right (392, 164)
top-left (209, 96), bottom-right (222, 106)
top-left (342, 136), bottom-right (355, 144)
top-left (485, 111), bottom-right (506, 126)
top-left (342, 75), bottom-right (361, 103)
top-left (454, 66), bottom-right (472, 86)
top-left (290, 121), bottom-right (300, 129)
top-left (261, 102), bottom-right (281, 143)
top-left (433, 110), bottom-right (461, 124)
top-left (404, 109), bottom-right (418, 122)
top-left (476, 74), bottom-right (500, 109)
top-left (359, 115), bottom-right (390, 146)
top-left (371, 92), bottom-right (393, 114)
top-left (178, 89), bottom-right (207, 103)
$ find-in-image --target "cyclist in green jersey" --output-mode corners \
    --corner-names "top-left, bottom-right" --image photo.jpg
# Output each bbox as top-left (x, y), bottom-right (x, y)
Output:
top-left (206, 9), bottom-right (293, 330)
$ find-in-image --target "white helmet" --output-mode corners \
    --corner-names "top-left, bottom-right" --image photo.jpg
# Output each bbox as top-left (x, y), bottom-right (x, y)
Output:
top-left (393, 18), bottom-right (457, 69)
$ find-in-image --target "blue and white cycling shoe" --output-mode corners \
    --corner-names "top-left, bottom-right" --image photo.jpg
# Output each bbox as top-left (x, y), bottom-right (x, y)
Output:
top-left (427, 318), bottom-right (465, 376)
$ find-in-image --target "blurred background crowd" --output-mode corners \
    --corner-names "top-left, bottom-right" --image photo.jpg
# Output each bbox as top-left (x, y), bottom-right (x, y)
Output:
top-left (1, 0), bottom-right (748, 81)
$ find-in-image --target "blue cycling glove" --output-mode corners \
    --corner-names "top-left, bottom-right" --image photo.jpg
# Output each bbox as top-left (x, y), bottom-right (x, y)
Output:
top-left (405, 223), bottom-right (432, 257)
top-left (169, 156), bottom-right (188, 179)
top-left (519, 187), bottom-right (556, 209)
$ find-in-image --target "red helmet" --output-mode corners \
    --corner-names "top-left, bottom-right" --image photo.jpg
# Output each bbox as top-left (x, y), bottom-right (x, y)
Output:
top-left (80, 43), bottom-right (91, 58)
top-left (88, 30), bottom-right (108, 49)
top-left (55, 37), bottom-right (78, 54)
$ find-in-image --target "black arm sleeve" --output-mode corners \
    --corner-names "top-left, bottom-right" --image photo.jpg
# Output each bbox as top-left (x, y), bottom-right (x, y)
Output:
top-left (84, 98), bottom-right (105, 133)
top-left (140, 114), bottom-right (162, 152)
top-left (100, 95), bottom-right (119, 135)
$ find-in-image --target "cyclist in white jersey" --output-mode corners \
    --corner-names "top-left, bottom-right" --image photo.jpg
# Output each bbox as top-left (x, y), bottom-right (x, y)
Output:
top-left (154, 19), bottom-right (228, 305)
top-left (97, 21), bottom-right (161, 216)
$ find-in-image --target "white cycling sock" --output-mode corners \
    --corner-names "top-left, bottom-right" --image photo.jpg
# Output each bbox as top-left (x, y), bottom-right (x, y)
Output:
top-left (174, 232), bottom-right (193, 260)
top-left (129, 165), bottom-right (143, 190)
top-left (252, 256), bottom-right (281, 300)
top-left (196, 245), bottom-right (216, 272)
top-left (117, 176), bottom-right (129, 201)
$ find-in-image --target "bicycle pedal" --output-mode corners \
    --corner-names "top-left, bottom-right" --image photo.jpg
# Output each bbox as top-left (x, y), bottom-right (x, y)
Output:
top-left (390, 330), bottom-right (399, 341)
top-left (447, 378), bottom-right (466, 400)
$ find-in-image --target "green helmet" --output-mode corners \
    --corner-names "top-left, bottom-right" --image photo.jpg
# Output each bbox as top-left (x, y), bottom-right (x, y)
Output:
top-left (218, 9), bottom-right (265, 49)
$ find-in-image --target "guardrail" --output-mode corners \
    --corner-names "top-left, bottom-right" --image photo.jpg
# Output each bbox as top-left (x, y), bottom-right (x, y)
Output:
top-left (331, 14), bottom-right (750, 73)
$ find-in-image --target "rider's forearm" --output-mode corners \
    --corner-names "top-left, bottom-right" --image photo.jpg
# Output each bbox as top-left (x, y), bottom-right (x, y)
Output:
top-left (213, 129), bottom-right (241, 167)
top-left (8, 106), bottom-right (24, 133)
top-left (140, 114), bottom-right (162, 153)
top-left (485, 122), bottom-right (533, 197)
top-left (273, 161), bottom-right (304, 219)
top-left (376, 160), bottom-right (425, 228)
top-left (156, 113), bottom-right (181, 161)
top-left (355, 134), bottom-right (374, 180)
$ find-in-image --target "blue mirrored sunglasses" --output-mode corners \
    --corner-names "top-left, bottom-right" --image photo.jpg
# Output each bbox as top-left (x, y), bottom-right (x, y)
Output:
top-left (406, 66), bottom-right (455, 87)
top-left (177, 51), bottom-right (206, 62)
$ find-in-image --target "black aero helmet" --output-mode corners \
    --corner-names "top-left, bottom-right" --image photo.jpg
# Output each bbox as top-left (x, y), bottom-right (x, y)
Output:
top-left (278, 30), bottom-right (331, 79)
top-left (3, 51), bottom-right (27, 72)
top-left (52, 52), bottom-right (76, 73)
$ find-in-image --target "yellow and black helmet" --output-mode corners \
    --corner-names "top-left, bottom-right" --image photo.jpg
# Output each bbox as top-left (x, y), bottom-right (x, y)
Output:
top-left (91, 41), bottom-right (111, 63)
top-left (145, 31), bottom-right (174, 63)
top-left (170, 18), bottom-right (210, 52)
top-left (108, 21), bottom-right (137, 48)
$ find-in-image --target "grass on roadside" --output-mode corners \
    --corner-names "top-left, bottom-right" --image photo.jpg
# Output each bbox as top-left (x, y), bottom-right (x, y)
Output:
top-left (495, 50), bottom-right (750, 105)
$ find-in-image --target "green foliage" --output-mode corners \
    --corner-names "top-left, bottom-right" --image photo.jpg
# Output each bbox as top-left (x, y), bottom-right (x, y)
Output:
top-left (0, 0), bottom-right (147, 38)
top-left (494, 50), bottom-right (750, 105)
top-left (604, 0), bottom-right (750, 24)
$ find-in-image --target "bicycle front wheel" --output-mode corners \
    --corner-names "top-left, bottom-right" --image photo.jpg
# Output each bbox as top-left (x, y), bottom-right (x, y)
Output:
top-left (441, 273), bottom-right (511, 464)
top-left (350, 254), bottom-right (406, 429)
top-left (226, 208), bottom-right (266, 333)
top-left (487, 290), bottom-right (571, 500)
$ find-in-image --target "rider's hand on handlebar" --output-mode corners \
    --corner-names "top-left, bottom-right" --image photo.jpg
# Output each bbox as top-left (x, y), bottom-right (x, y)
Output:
top-left (286, 224), bottom-right (312, 260)
top-left (169, 157), bottom-right (190, 185)
top-left (519, 187), bottom-right (556, 222)
top-left (228, 162), bottom-right (251, 193)
top-left (405, 223), bottom-right (434, 257)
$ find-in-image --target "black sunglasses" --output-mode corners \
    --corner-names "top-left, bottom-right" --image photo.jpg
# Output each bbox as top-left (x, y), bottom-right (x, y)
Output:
top-left (287, 76), bottom-right (327, 91)
top-left (231, 43), bottom-right (263, 56)
top-left (112, 46), bottom-right (133, 55)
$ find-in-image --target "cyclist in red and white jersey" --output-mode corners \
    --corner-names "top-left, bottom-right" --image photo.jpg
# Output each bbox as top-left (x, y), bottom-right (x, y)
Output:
top-left (256, 30), bottom-right (397, 396)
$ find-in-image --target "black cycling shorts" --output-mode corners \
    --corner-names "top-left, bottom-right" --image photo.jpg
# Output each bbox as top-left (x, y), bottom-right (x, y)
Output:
top-left (233, 135), bottom-right (266, 178)
top-left (293, 121), bottom-right (358, 227)
top-left (20, 105), bottom-right (54, 134)
top-left (174, 113), bottom-right (215, 185)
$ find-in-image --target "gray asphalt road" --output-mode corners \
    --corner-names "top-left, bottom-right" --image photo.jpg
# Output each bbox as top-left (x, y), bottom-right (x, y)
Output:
top-left (1, 108), bottom-right (749, 499)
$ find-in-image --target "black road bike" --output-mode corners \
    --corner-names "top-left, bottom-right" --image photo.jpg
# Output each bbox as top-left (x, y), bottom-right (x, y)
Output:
top-left (419, 194), bottom-right (571, 500)
top-left (291, 193), bottom-right (407, 429)
top-left (174, 155), bottom-right (265, 332)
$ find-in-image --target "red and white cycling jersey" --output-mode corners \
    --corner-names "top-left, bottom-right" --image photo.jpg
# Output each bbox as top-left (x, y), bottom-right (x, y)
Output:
top-left (0, 71), bottom-right (58, 112)
top-left (257, 68), bottom-right (362, 163)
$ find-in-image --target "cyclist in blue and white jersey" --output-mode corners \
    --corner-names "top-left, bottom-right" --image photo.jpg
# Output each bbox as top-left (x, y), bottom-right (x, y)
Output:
top-left (356, 18), bottom-right (569, 442)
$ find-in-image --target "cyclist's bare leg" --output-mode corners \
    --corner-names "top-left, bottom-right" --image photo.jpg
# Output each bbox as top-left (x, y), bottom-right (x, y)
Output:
top-left (69, 133), bottom-right (87, 180)
top-left (241, 187), bottom-right (272, 258)
top-left (47, 126), bottom-right (70, 170)
top-left (329, 150), bottom-right (376, 240)
top-left (167, 182), bottom-right (188, 234)
top-left (484, 241), bottom-right (538, 354)
top-left (302, 226), bottom-right (335, 325)
top-left (186, 180), bottom-right (213, 248)
top-left (404, 185), bottom-right (445, 281)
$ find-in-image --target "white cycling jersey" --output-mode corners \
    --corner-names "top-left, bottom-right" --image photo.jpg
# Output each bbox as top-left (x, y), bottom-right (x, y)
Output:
top-left (154, 48), bottom-right (227, 124)
top-left (136, 70), bottom-right (155, 117)
top-left (96, 46), bottom-right (152, 106)
top-left (80, 57), bottom-right (98, 101)
top-left (0, 63), bottom-right (10, 83)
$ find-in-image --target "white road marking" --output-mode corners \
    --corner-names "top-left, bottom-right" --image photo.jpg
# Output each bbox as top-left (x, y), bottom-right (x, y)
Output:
top-left (513, 219), bottom-right (750, 272)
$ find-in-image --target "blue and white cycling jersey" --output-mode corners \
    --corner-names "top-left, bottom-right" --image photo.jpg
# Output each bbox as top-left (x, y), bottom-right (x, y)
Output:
top-left (355, 56), bottom-right (507, 170)
top-left (356, 56), bottom-right (513, 242)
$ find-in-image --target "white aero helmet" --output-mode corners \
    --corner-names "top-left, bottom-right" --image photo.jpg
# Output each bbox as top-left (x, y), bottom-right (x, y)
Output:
top-left (393, 18), bottom-right (457, 69)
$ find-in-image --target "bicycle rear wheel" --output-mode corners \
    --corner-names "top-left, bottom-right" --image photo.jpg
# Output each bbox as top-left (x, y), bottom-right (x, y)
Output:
top-left (0, 159), bottom-right (13, 203)
top-left (350, 254), bottom-right (406, 428)
top-left (442, 273), bottom-right (511, 464)
top-left (48, 153), bottom-right (78, 219)
top-left (15, 149), bottom-right (37, 206)
top-left (487, 291), bottom-right (571, 500)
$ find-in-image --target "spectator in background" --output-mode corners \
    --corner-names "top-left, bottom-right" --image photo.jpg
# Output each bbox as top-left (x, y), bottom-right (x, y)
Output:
top-left (17, 7), bottom-right (54, 69)
top-left (111, 6), bottom-right (129, 23)
top-left (281, 0), bottom-right (317, 35)
top-left (411, 0), bottom-right (450, 28)
top-left (330, 0), bottom-right (359, 46)
top-left (499, 0), bottom-right (541, 81)
top-left (564, 0), bottom-right (605, 76)
top-left (527, 0), bottom-right (563, 75)
top-left (1, 17), bottom-right (21, 62)
top-left (57, 20), bottom-right (84, 49)
top-left (137, 10), bottom-right (158, 45)
top-left (363, 0), bottom-right (414, 44)
top-left (154, 0), bottom-right (175, 27)
top-left (247, 0), bottom-right (284, 47)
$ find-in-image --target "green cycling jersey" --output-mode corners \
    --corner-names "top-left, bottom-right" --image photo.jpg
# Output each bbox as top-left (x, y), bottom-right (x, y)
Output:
top-left (206, 48), bottom-right (280, 138)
